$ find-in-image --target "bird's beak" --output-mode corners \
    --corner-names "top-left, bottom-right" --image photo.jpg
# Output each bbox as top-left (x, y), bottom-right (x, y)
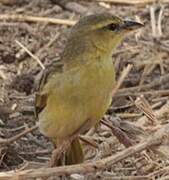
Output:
top-left (120, 20), bottom-right (144, 31)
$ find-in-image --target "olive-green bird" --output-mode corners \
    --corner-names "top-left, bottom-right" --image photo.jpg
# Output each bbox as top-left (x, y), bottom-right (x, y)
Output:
top-left (35, 13), bottom-right (143, 166)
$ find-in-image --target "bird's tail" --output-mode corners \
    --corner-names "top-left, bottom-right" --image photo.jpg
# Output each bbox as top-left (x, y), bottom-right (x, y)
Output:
top-left (53, 137), bottom-right (84, 165)
top-left (65, 137), bottom-right (84, 165)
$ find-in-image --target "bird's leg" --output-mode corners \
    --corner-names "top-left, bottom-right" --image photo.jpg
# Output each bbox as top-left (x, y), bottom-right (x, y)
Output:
top-left (49, 119), bottom-right (91, 167)
top-left (49, 134), bottom-right (77, 167)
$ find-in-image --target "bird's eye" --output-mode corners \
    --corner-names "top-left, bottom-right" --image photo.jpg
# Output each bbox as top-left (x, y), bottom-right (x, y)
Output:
top-left (106, 23), bottom-right (118, 31)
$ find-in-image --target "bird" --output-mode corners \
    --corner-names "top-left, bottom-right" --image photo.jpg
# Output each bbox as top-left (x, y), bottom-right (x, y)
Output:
top-left (35, 13), bottom-right (143, 166)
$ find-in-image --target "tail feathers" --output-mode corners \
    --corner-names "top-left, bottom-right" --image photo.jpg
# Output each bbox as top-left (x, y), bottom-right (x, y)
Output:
top-left (53, 137), bottom-right (84, 166)
top-left (65, 137), bottom-right (84, 165)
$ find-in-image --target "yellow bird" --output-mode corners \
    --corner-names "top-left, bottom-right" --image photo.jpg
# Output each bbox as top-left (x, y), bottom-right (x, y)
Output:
top-left (35, 13), bottom-right (143, 166)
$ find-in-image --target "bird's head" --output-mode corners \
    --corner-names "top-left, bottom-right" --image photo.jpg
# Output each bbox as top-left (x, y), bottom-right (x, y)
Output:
top-left (70, 13), bottom-right (143, 53)
top-left (62, 13), bottom-right (144, 68)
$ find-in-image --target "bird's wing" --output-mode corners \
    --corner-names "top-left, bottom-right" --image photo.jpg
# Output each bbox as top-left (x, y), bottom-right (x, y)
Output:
top-left (34, 60), bottom-right (64, 118)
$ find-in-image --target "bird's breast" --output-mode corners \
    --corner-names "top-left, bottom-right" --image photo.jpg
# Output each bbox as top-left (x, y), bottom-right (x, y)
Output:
top-left (39, 56), bottom-right (115, 138)
top-left (79, 57), bottom-right (115, 121)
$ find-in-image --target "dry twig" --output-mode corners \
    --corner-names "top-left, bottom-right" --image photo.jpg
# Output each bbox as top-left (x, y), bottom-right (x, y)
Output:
top-left (0, 14), bottom-right (76, 26)
top-left (92, 0), bottom-right (169, 5)
top-left (136, 101), bottom-right (169, 127)
top-left (0, 0), bottom-right (16, 5)
top-left (15, 40), bottom-right (45, 70)
top-left (118, 73), bottom-right (169, 95)
top-left (112, 64), bottom-right (133, 97)
top-left (101, 119), bottom-right (134, 147)
top-left (150, 5), bottom-right (164, 39)
top-left (135, 95), bottom-right (158, 125)
top-left (157, 5), bottom-right (164, 37)
top-left (116, 89), bottom-right (169, 97)
top-left (150, 6), bottom-right (157, 38)
top-left (0, 125), bottom-right (38, 146)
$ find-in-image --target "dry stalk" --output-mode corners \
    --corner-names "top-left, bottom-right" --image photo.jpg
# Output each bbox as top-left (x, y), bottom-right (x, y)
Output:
top-left (0, 14), bottom-right (76, 26)
top-left (116, 112), bottom-right (142, 118)
top-left (15, 41), bottom-right (37, 61)
top-left (136, 101), bottom-right (169, 127)
top-left (116, 89), bottom-right (169, 97)
top-left (0, 123), bottom-right (169, 179)
top-left (150, 6), bottom-right (157, 38)
top-left (118, 73), bottom-right (169, 95)
top-left (79, 136), bottom-right (98, 148)
top-left (135, 95), bottom-right (158, 125)
top-left (0, 125), bottom-right (38, 146)
top-left (0, 0), bottom-right (16, 5)
top-left (15, 40), bottom-right (45, 70)
top-left (157, 5), bottom-right (164, 38)
top-left (148, 166), bottom-right (169, 178)
top-left (93, 0), bottom-right (169, 5)
top-left (109, 175), bottom-right (149, 179)
top-left (150, 5), bottom-right (164, 39)
top-left (101, 119), bottom-right (134, 147)
top-left (112, 64), bottom-right (133, 98)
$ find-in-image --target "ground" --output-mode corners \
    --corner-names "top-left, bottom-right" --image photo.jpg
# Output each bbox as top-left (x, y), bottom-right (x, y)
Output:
top-left (0, 0), bottom-right (169, 179)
